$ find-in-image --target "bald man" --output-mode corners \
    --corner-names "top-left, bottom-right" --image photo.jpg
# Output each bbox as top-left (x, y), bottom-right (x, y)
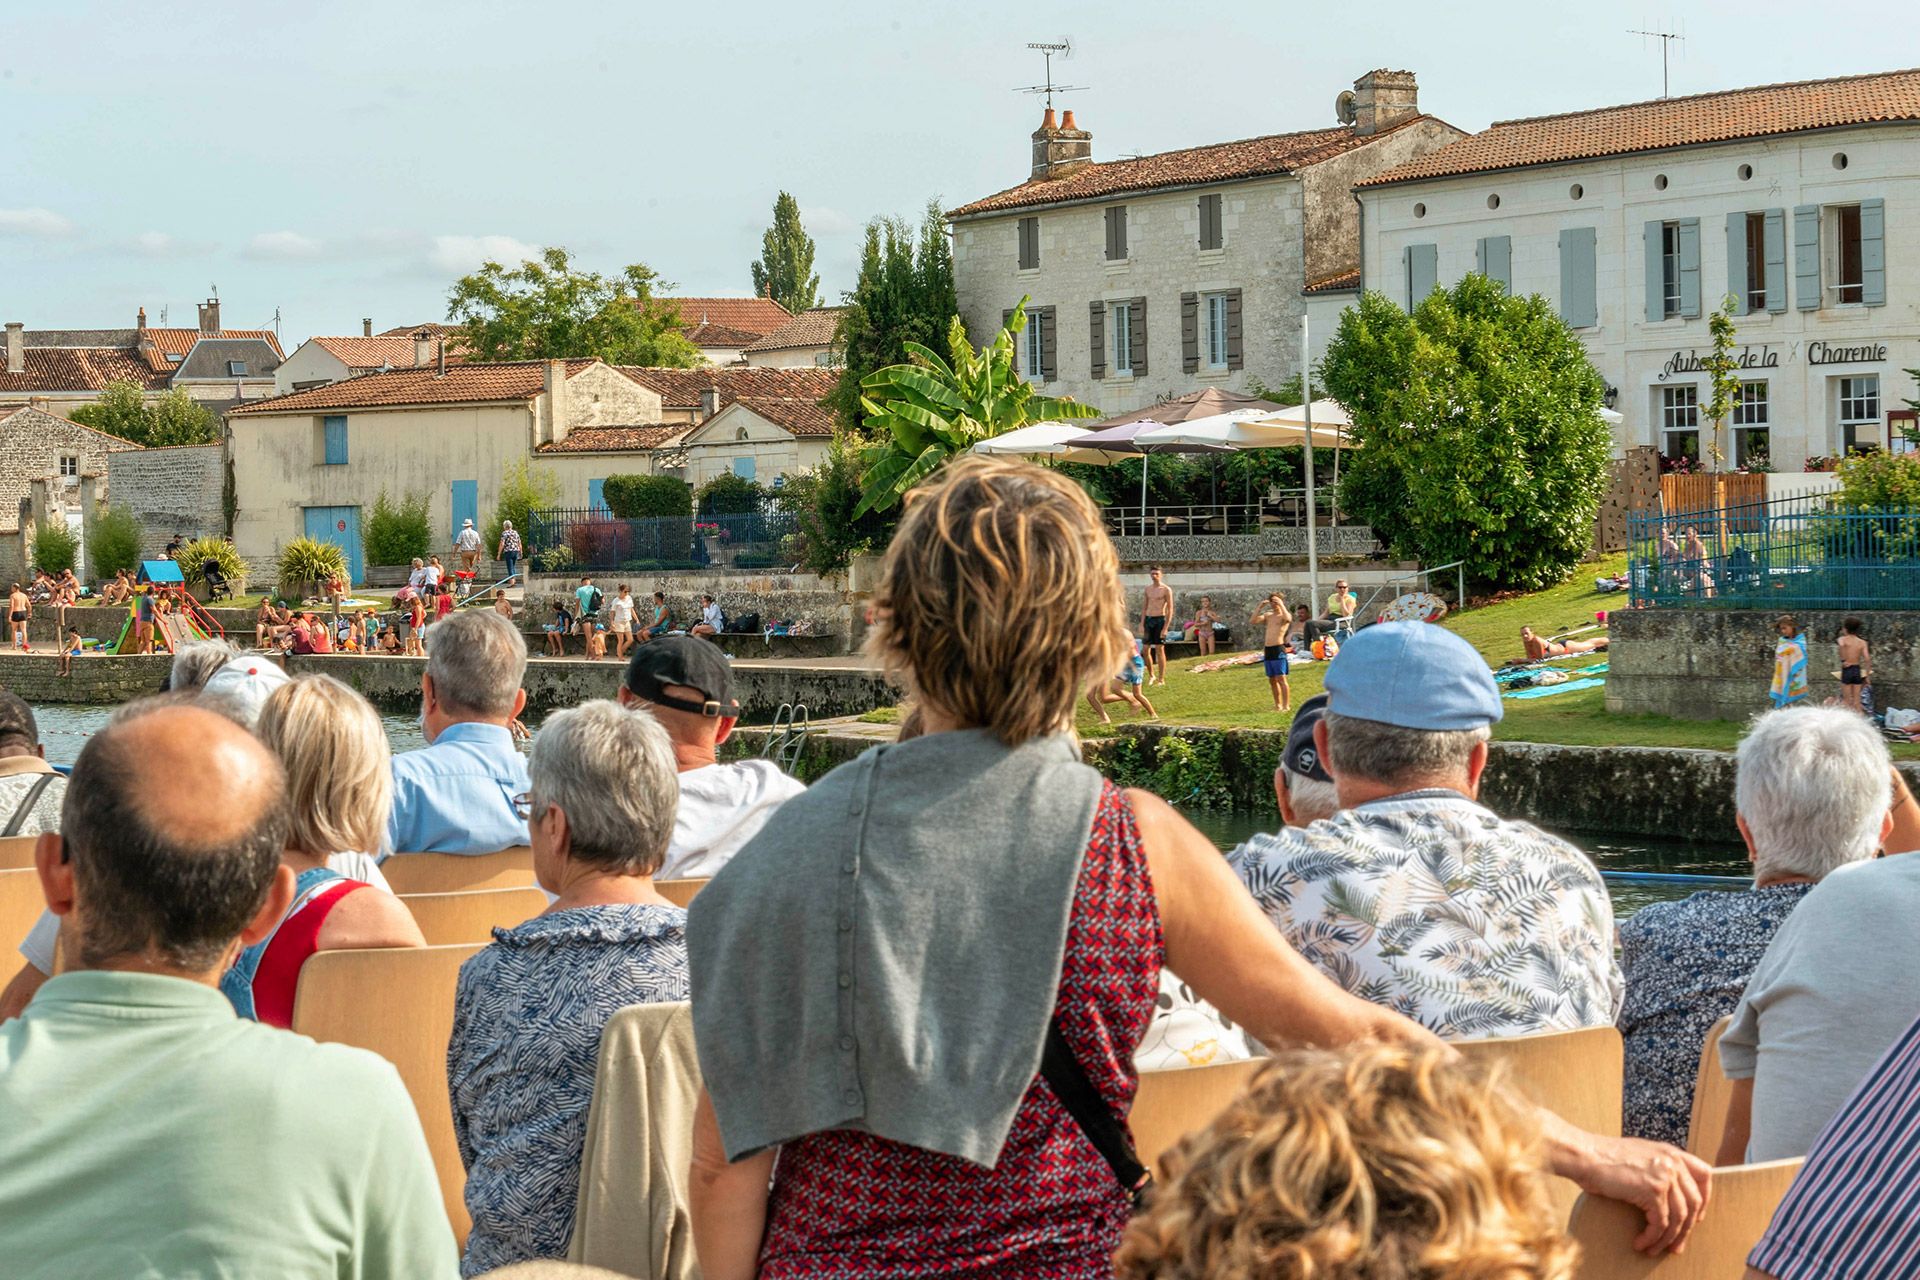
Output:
top-left (0, 704), bottom-right (457, 1277)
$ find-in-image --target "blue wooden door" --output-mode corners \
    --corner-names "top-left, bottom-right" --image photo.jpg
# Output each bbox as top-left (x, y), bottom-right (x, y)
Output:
top-left (588, 477), bottom-right (608, 515)
top-left (450, 480), bottom-right (478, 540)
top-left (303, 505), bottom-right (363, 586)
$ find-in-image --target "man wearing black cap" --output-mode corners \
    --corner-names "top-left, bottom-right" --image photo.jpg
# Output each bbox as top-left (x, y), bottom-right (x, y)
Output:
top-left (617, 636), bottom-right (805, 879)
top-left (1276, 694), bottom-right (1338, 828)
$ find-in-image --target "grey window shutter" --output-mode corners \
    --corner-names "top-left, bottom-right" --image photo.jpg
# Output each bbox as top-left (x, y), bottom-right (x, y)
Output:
top-left (1643, 221), bottom-right (1667, 322)
top-left (1558, 227), bottom-right (1597, 328)
top-left (1088, 301), bottom-right (1106, 378)
top-left (1794, 205), bottom-right (1821, 311)
top-left (1103, 208), bottom-right (1115, 260)
top-left (1726, 212), bottom-right (1750, 316)
top-left (1002, 308), bottom-right (1016, 372)
top-left (1763, 209), bottom-right (1787, 313)
top-left (1129, 297), bottom-right (1148, 377)
top-left (1105, 206), bottom-right (1128, 260)
top-left (1404, 243), bottom-right (1437, 308)
top-left (1225, 289), bottom-right (1244, 370)
top-left (1180, 292), bottom-right (1199, 373)
top-left (1678, 218), bottom-right (1701, 318)
top-left (1860, 197), bottom-right (1886, 306)
top-left (1116, 207), bottom-right (1128, 259)
top-left (1475, 235), bottom-right (1511, 289)
top-left (1199, 195), bottom-right (1222, 250)
top-left (1039, 307), bottom-right (1058, 380)
top-left (1017, 218), bottom-right (1038, 270)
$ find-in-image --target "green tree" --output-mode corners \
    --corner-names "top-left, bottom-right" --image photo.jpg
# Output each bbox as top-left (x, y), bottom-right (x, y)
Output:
top-left (1320, 276), bottom-right (1612, 591)
top-left (776, 436), bottom-right (897, 576)
top-left (446, 246), bottom-right (700, 367)
top-left (363, 489), bottom-right (434, 565)
top-left (68, 381), bottom-right (151, 442)
top-left (827, 201), bottom-right (958, 430)
top-left (601, 474), bottom-right (691, 519)
top-left (30, 521), bottom-right (76, 574)
top-left (749, 192), bottom-right (821, 316)
top-left (855, 300), bottom-right (1100, 514)
top-left (1701, 295), bottom-right (1741, 471)
top-left (86, 504), bottom-right (142, 579)
top-left (485, 459), bottom-right (561, 554)
top-left (1899, 367), bottom-right (1920, 452)
top-left (144, 388), bottom-right (220, 446)
top-left (696, 472), bottom-right (765, 517)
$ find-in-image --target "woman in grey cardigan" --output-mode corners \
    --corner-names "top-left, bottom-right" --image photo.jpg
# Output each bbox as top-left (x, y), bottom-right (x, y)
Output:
top-left (686, 456), bottom-right (1709, 1279)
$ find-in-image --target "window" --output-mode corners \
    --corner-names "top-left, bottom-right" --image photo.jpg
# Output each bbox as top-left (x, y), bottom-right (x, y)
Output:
top-left (321, 414), bottom-right (348, 465)
top-left (1744, 212), bottom-right (1768, 313)
top-left (226, 359), bottom-right (247, 376)
top-left (1198, 194), bottom-right (1223, 250)
top-left (1104, 205), bottom-right (1128, 261)
top-left (1017, 216), bottom-right (1039, 270)
top-left (1024, 310), bottom-right (1046, 380)
top-left (1203, 293), bottom-right (1229, 369)
top-left (1660, 222), bottom-right (1683, 317)
top-left (1109, 301), bottom-right (1132, 375)
top-left (732, 457), bottom-right (756, 481)
top-left (1839, 375), bottom-right (1880, 450)
top-left (1832, 204), bottom-right (1864, 304)
top-left (58, 455), bottom-right (78, 478)
top-left (1732, 381), bottom-right (1769, 467)
top-left (1661, 385), bottom-right (1700, 460)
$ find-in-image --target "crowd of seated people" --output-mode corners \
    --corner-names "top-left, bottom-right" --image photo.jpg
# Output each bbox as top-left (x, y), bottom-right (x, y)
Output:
top-left (20, 454), bottom-right (1920, 1276)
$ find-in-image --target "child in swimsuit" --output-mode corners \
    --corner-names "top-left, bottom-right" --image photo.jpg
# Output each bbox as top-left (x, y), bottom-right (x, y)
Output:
top-left (1837, 617), bottom-right (1871, 715)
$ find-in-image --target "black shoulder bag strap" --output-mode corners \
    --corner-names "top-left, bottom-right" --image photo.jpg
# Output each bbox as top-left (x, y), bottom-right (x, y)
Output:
top-left (1039, 1014), bottom-right (1153, 1208)
top-left (2, 772), bottom-right (58, 838)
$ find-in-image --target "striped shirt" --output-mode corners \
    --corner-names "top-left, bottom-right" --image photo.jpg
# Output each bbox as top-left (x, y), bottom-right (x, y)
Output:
top-left (1749, 1012), bottom-right (1920, 1280)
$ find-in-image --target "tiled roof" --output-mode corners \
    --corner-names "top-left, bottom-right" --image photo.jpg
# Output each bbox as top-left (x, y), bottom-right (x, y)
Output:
top-left (743, 307), bottom-right (845, 354)
top-left (227, 359), bottom-right (598, 415)
top-left (950, 119), bottom-right (1432, 217)
top-left (1303, 269), bottom-right (1362, 294)
top-left (140, 327), bottom-right (285, 363)
top-left (730, 395), bottom-right (835, 437)
top-left (310, 335), bottom-right (426, 370)
top-left (615, 364), bottom-right (837, 409)
top-left (0, 347), bottom-right (169, 393)
top-left (685, 322), bottom-right (766, 349)
top-left (378, 322), bottom-right (460, 337)
top-left (658, 296), bottom-right (792, 339)
top-left (536, 424), bottom-right (693, 454)
top-left (1361, 67), bottom-right (1920, 186)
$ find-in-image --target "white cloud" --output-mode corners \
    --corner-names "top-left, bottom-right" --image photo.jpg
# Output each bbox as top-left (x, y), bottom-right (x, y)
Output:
top-left (428, 234), bottom-right (543, 274)
top-left (245, 230), bottom-right (323, 259)
top-left (801, 205), bottom-right (858, 237)
top-left (130, 230), bottom-right (175, 255)
top-left (0, 207), bottom-right (74, 237)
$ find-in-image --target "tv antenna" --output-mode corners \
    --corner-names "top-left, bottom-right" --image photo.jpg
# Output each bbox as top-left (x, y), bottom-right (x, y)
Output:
top-left (1628, 25), bottom-right (1686, 98)
top-left (1015, 39), bottom-right (1086, 112)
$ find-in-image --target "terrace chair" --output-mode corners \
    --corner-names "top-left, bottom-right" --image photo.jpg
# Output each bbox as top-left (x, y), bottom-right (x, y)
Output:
top-left (1566, 1158), bottom-right (1801, 1279)
top-left (1458, 1024), bottom-right (1624, 1222)
top-left (291, 942), bottom-right (486, 1240)
top-left (1130, 1057), bottom-right (1267, 1177)
top-left (655, 878), bottom-right (708, 909)
top-left (567, 1002), bottom-right (701, 1279)
top-left (379, 846), bottom-right (536, 895)
top-left (1687, 1016), bottom-right (1736, 1162)
top-left (400, 887), bottom-right (548, 946)
top-left (0, 835), bottom-right (40, 871)
top-left (0, 867), bottom-right (45, 967)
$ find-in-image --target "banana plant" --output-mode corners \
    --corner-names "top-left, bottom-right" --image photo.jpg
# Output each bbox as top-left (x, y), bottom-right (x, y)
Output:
top-left (854, 298), bottom-right (1100, 515)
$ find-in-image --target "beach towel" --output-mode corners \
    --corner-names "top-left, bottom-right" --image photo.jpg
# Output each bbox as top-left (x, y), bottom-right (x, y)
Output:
top-left (1505, 677), bottom-right (1607, 701)
top-left (1770, 633), bottom-right (1810, 707)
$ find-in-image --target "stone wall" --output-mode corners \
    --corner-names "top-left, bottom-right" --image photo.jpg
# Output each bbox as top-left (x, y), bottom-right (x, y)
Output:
top-left (106, 443), bottom-right (226, 558)
top-left (0, 653), bottom-right (174, 704)
top-left (1608, 608), bottom-right (1920, 722)
top-left (1113, 525), bottom-right (1381, 565)
top-left (522, 570), bottom-right (856, 651)
top-left (0, 407), bottom-right (138, 538)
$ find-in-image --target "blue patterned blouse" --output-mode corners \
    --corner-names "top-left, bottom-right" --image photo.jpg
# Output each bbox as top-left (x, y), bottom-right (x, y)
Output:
top-left (447, 903), bottom-right (690, 1277)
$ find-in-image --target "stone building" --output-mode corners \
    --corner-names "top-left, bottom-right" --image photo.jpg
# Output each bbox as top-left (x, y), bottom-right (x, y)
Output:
top-left (276, 323), bottom-right (460, 393)
top-left (948, 71), bottom-right (1465, 413)
top-left (0, 299), bottom-right (284, 417)
top-left (742, 307), bottom-right (845, 368)
top-left (0, 405), bottom-right (142, 579)
top-left (1355, 67), bottom-right (1920, 471)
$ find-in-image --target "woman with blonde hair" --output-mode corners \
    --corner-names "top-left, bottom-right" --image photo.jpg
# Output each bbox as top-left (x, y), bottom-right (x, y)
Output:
top-left (220, 673), bottom-right (424, 1027)
top-left (1114, 1044), bottom-right (1577, 1280)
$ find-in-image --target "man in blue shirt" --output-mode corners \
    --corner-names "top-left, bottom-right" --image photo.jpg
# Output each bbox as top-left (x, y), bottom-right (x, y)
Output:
top-left (388, 609), bottom-right (531, 856)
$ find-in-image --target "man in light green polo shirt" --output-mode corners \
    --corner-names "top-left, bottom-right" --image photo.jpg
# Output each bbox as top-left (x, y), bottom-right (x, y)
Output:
top-left (0, 702), bottom-right (457, 1279)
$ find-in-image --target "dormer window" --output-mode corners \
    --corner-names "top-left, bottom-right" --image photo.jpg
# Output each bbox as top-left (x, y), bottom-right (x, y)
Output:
top-left (167, 353), bottom-right (184, 362)
top-left (227, 360), bottom-right (247, 376)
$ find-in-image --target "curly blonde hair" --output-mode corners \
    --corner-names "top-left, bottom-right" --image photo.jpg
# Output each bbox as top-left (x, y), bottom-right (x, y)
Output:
top-left (867, 455), bottom-right (1128, 745)
top-left (1113, 1045), bottom-right (1577, 1280)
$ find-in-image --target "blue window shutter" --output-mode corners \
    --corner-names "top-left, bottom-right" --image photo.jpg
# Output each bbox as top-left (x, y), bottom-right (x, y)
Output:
top-left (1726, 212), bottom-right (1749, 316)
top-left (1405, 243), bottom-right (1437, 308)
top-left (1794, 205), bottom-right (1821, 311)
top-left (588, 478), bottom-right (606, 514)
top-left (732, 457), bottom-right (756, 481)
top-left (1644, 221), bottom-right (1667, 322)
top-left (1559, 227), bottom-right (1597, 328)
top-left (1860, 197), bottom-right (1885, 306)
top-left (322, 415), bottom-right (347, 465)
top-left (1487, 235), bottom-right (1510, 289)
top-left (1763, 209), bottom-right (1788, 313)
top-left (1678, 218), bottom-right (1701, 318)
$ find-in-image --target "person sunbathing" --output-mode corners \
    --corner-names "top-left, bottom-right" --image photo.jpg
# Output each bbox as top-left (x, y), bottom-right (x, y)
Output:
top-left (1521, 625), bottom-right (1608, 662)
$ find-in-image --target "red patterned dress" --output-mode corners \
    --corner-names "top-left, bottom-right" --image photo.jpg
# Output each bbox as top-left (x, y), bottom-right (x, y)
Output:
top-left (758, 781), bottom-right (1164, 1278)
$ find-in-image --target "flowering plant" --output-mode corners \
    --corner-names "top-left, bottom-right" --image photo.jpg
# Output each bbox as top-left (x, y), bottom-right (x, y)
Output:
top-left (694, 522), bottom-right (729, 542)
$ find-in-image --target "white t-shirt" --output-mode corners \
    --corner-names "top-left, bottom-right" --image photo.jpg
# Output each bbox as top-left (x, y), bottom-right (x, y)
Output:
top-left (702, 602), bottom-right (724, 631)
top-left (18, 852), bottom-right (395, 976)
top-left (660, 759), bottom-right (807, 880)
top-left (423, 564), bottom-right (443, 586)
top-left (407, 566), bottom-right (426, 589)
top-left (609, 596), bottom-right (636, 627)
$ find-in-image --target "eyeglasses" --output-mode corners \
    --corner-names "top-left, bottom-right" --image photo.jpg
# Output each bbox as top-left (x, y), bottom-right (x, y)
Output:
top-left (511, 792), bottom-right (544, 821)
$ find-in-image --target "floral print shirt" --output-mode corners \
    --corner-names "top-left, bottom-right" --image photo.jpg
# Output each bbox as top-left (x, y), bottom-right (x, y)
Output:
top-left (1616, 881), bottom-right (1811, 1146)
top-left (1226, 790), bottom-right (1622, 1039)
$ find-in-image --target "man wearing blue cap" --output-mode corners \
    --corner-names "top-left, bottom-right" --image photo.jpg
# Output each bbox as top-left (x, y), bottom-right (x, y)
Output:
top-left (1226, 621), bottom-right (1622, 1039)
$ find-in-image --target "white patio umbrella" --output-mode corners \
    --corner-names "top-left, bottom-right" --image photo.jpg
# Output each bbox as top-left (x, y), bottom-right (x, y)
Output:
top-left (971, 422), bottom-right (1096, 457)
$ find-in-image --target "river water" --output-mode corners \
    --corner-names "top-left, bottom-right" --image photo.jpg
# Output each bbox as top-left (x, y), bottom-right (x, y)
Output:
top-left (32, 705), bottom-right (1747, 918)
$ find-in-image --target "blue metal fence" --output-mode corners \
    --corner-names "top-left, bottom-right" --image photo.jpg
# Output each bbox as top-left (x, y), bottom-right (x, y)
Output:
top-left (1628, 493), bottom-right (1920, 609)
top-left (527, 507), bottom-right (799, 573)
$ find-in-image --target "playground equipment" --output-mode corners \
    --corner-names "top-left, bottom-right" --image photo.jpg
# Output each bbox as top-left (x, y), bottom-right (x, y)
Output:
top-left (109, 561), bottom-right (226, 654)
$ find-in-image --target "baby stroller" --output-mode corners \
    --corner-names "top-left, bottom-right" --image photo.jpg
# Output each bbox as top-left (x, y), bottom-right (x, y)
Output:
top-left (200, 558), bottom-right (234, 602)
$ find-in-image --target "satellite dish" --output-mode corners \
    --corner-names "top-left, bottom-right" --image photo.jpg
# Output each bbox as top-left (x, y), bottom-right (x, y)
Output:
top-left (1335, 90), bottom-right (1358, 125)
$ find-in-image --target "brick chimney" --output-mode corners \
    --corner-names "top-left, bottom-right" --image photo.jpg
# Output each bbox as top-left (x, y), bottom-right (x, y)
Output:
top-left (197, 297), bottom-right (221, 333)
top-left (412, 329), bottom-right (433, 369)
top-left (4, 322), bottom-right (22, 375)
top-left (698, 387), bottom-right (721, 420)
top-left (1351, 70), bottom-right (1420, 137)
top-left (1030, 107), bottom-right (1093, 181)
top-left (362, 317), bottom-right (373, 337)
top-left (137, 306), bottom-right (147, 331)
top-left (542, 359), bottom-right (569, 444)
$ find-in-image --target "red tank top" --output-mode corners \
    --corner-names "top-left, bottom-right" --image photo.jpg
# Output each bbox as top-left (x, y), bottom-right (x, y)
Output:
top-left (251, 880), bottom-right (363, 1028)
top-left (758, 781), bottom-right (1164, 1279)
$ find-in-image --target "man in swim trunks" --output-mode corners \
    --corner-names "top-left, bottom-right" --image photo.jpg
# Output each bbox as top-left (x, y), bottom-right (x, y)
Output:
top-left (1140, 567), bottom-right (1173, 687)
top-left (1837, 617), bottom-right (1871, 715)
top-left (1520, 625), bottom-right (1608, 661)
top-left (1252, 593), bottom-right (1293, 712)
top-left (7, 583), bottom-right (28, 652)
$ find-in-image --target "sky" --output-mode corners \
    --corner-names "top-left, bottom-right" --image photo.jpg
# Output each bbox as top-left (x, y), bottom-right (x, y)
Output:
top-left (2, 1), bottom-right (1914, 345)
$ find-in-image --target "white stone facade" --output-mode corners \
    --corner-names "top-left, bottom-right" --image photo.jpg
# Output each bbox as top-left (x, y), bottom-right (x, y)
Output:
top-left (1357, 123), bottom-right (1920, 471)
